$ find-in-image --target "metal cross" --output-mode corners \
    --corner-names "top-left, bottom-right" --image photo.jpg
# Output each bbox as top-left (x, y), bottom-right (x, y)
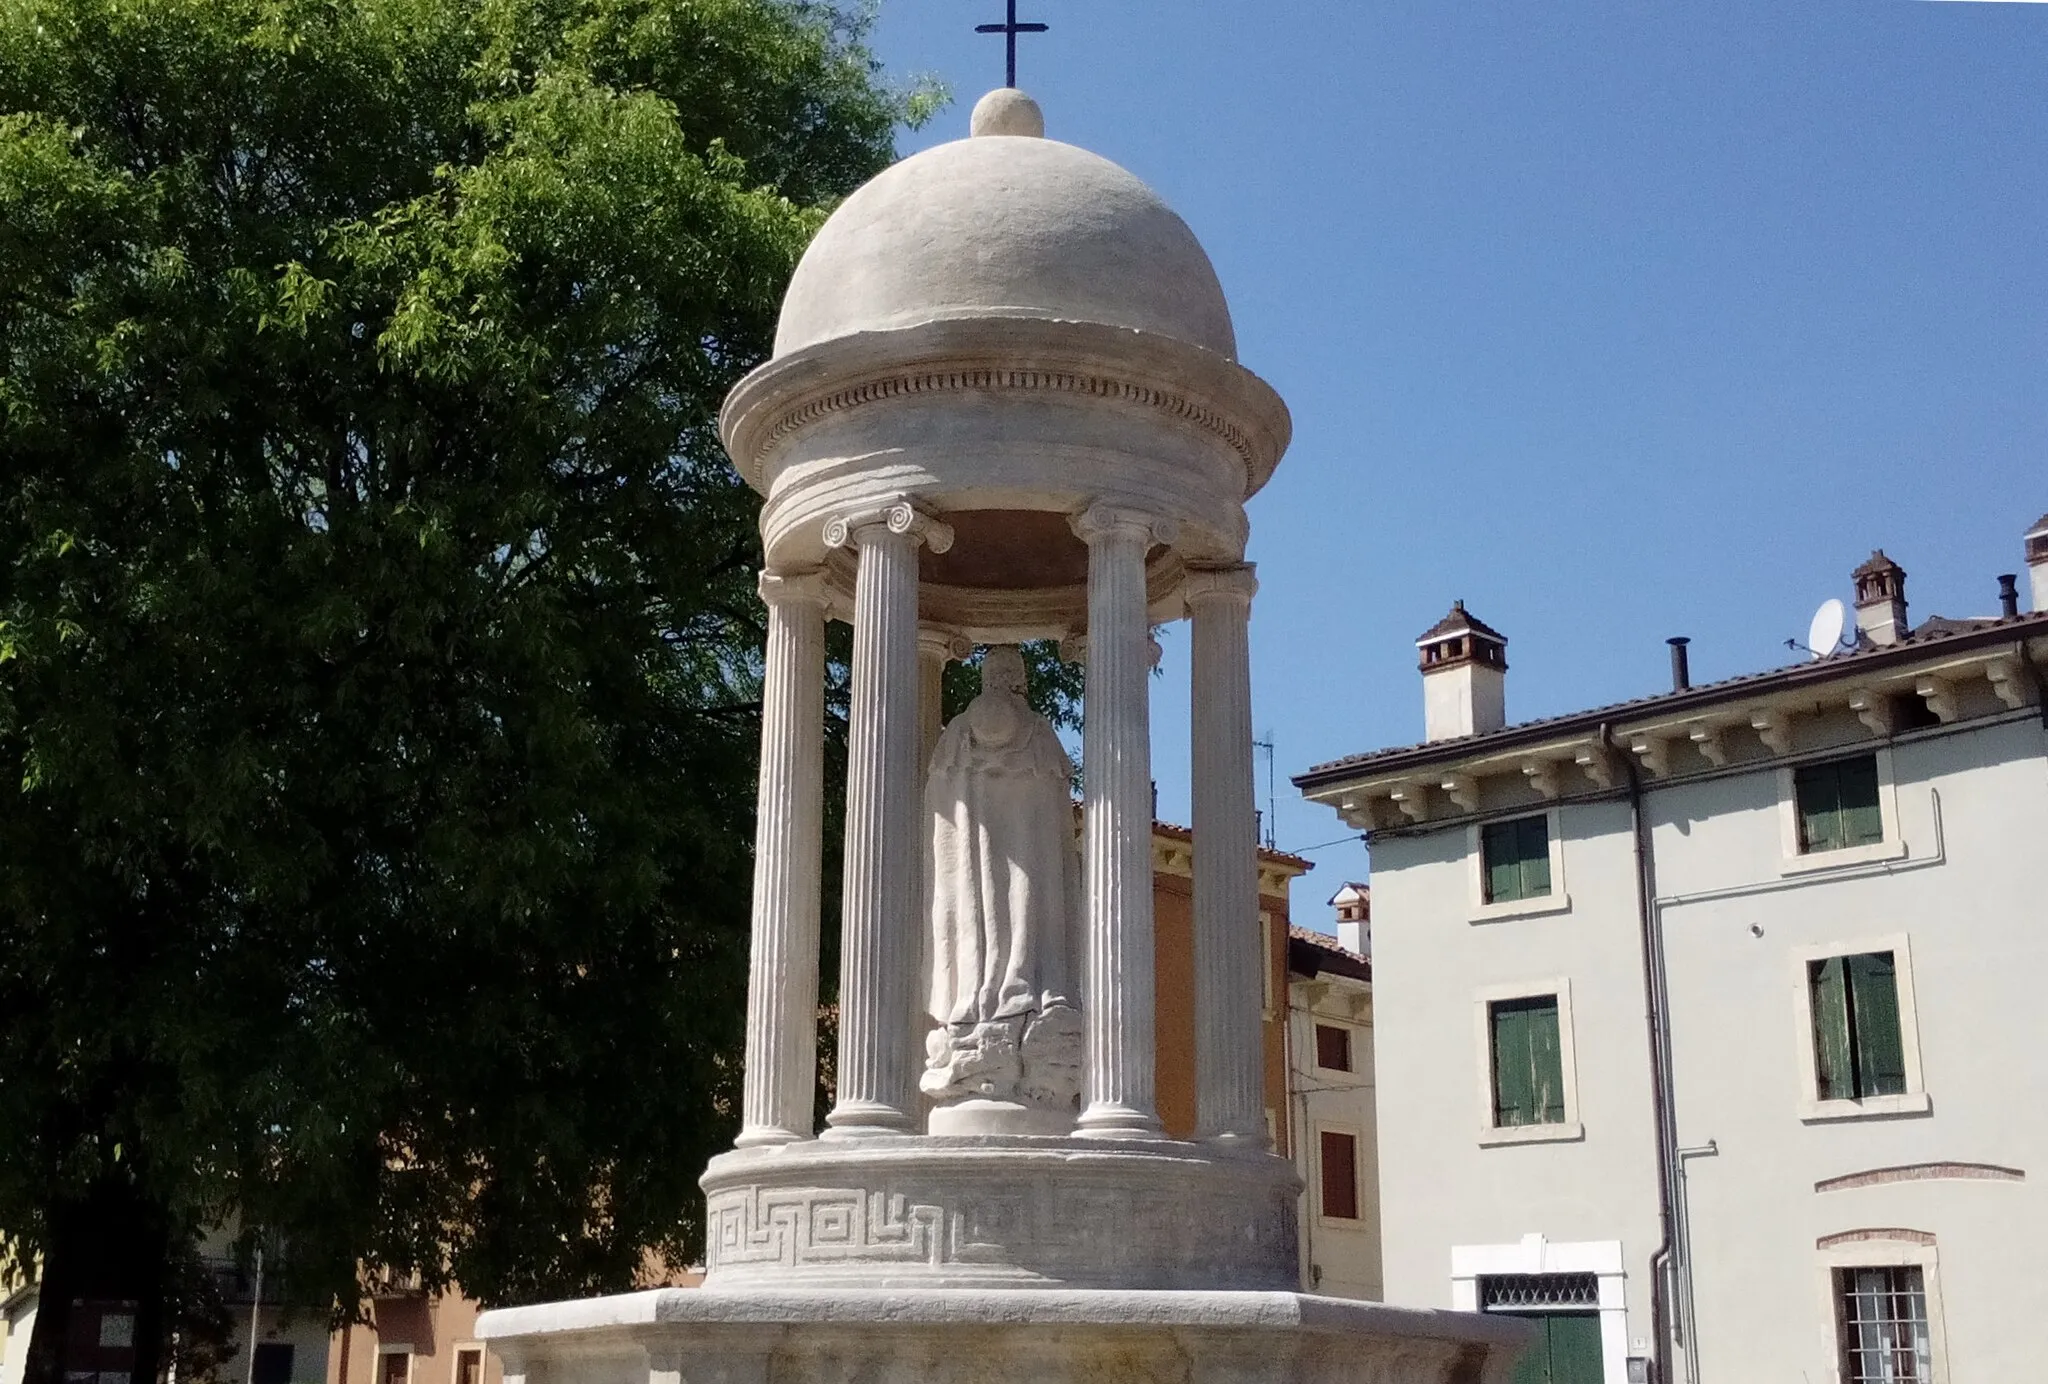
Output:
top-left (975, 0), bottom-right (1048, 90)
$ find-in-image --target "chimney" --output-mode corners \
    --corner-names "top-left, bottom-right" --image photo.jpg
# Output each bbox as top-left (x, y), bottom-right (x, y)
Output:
top-left (1331, 883), bottom-right (1370, 958)
top-left (1852, 551), bottom-right (1908, 646)
top-left (1417, 601), bottom-right (1507, 742)
top-left (1667, 636), bottom-right (1691, 691)
top-left (1998, 574), bottom-right (2020, 620)
top-left (2027, 514), bottom-right (2048, 613)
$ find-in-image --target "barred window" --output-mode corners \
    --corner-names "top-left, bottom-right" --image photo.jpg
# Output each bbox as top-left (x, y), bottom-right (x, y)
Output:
top-left (1478, 1272), bottom-right (1599, 1311)
top-left (1837, 1266), bottom-right (1932, 1384)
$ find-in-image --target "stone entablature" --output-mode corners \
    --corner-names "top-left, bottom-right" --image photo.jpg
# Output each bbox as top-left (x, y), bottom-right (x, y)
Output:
top-left (1299, 622), bottom-right (2047, 832)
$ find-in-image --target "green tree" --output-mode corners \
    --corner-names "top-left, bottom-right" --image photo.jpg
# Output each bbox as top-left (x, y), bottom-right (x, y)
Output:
top-left (0, 1), bottom-right (942, 1378)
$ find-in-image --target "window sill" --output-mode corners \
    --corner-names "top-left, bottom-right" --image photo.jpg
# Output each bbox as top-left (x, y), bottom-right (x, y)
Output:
top-left (1799, 1091), bottom-right (1932, 1123)
top-left (1479, 1121), bottom-right (1584, 1148)
top-left (1779, 838), bottom-right (1907, 877)
top-left (1469, 893), bottom-right (1572, 925)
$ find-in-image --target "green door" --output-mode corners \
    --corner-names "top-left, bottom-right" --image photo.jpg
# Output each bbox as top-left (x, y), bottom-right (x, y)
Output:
top-left (1508, 1312), bottom-right (1603, 1384)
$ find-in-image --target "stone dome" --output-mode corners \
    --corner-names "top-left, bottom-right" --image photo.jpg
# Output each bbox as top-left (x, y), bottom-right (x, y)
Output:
top-left (773, 93), bottom-right (1238, 361)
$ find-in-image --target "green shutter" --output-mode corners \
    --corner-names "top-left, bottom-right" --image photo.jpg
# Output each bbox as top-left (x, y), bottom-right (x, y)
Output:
top-left (1483, 821), bottom-right (1517, 903)
top-left (1810, 957), bottom-right (1854, 1101)
top-left (1527, 1000), bottom-right (1565, 1123)
top-left (1492, 1001), bottom-right (1534, 1126)
top-left (1795, 763), bottom-right (1844, 852)
top-left (1492, 996), bottom-right (1563, 1126)
top-left (1837, 756), bottom-right (1883, 847)
top-left (1846, 952), bottom-right (1907, 1097)
top-left (1518, 816), bottom-right (1552, 898)
top-left (1483, 817), bottom-right (1551, 903)
top-left (1796, 756), bottom-right (1883, 854)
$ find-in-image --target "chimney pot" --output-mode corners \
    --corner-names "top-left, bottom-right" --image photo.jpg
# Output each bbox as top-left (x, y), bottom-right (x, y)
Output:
top-left (1416, 602), bottom-right (1507, 742)
top-left (1998, 574), bottom-right (2020, 620)
top-left (2027, 513), bottom-right (2048, 613)
top-left (1851, 550), bottom-right (1909, 646)
top-left (1667, 636), bottom-right (1691, 692)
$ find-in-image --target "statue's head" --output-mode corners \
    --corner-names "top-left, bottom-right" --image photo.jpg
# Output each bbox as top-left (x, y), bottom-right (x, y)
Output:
top-left (982, 645), bottom-right (1029, 697)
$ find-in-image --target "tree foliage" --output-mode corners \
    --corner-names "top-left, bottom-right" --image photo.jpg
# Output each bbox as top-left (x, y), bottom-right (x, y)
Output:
top-left (0, 0), bottom-right (932, 1350)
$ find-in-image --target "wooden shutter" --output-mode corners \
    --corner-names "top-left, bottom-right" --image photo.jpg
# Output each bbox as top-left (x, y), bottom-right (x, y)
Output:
top-left (1810, 957), bottom-right (1854, 1100)
top-left (1492, 996), bottom-right (1562, 1126)
top-left (1527, 1000), bottom-right (1566, 1123)
top-left (1319, 1130), bottom-right (1359, 1219)
top-left (1483, 821), bottom-right (1519, 902)
top-left (1518, 816), bottom-right (1552, 897)
top-left (1315, 1023), bottom-right (1352, 1072)
top-left (1491, 1001), bottom-right (1534, 1126)
top-left (1838, 756), bottom-right (1883, 847)
top-left (1795, 762), bottom-right (1844, 852)
top-left (1846, 952), bottom-right (1907, 1097)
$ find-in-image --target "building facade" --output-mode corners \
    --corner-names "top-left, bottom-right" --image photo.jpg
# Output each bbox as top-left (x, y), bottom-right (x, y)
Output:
top-left (1295, 525), bottom-right (2048, 1384)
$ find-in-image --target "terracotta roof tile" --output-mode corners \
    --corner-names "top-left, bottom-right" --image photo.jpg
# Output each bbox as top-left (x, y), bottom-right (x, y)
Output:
top-left (1296, 608), bottom-right (2048, 786)
top-left (1416, 600), bottom-right (1506, 645)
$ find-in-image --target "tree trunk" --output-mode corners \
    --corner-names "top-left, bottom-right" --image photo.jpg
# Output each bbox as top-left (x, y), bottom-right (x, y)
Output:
top-left (23, 1178), bottom-right (171, 1384)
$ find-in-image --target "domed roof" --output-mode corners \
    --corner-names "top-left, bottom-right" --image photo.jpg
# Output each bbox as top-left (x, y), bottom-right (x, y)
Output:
top-left (774, 91), bottom-right (1237, 361)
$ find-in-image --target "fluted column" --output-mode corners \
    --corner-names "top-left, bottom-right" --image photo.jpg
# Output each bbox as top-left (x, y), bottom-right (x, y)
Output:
top-left (823, 500), bottom-right (953, 1137)
top-left (736, 569), bottom-right (829, 1148)
top-left (1071, 504), bottom-right (1174, 1137)
top-left (1187, 564), bottom-right (1266, 1145)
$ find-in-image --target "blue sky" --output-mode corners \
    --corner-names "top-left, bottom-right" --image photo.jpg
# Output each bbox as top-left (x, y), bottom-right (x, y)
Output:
top-left (862, 1), bottom-right (2048, 921)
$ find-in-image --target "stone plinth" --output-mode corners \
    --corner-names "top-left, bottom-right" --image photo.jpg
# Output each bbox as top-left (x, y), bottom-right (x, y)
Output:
top-left (479, 1287), bottom-right (1533, 1384)
top-left (698, 1136), bottom-right (1300, 1292)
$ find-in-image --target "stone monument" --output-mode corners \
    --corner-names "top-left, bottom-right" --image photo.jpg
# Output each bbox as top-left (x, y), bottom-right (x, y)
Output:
top-left (478, 88), bottom-right (1527, 1382)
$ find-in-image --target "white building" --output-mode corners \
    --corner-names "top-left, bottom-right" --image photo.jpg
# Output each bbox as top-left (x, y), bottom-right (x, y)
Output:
top-left (1285, 921), bottom-right (1381, 1301)
top-left (1294, 522), bottom-right (2048, 1384)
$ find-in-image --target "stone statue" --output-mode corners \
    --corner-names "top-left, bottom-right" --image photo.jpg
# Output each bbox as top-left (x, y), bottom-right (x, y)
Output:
top-left (921, 645), bottom-right (1083, 1134)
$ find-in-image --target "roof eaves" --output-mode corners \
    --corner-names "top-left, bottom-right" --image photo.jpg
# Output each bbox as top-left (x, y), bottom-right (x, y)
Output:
top-left (1294, 610), bottom-right (2048, 790)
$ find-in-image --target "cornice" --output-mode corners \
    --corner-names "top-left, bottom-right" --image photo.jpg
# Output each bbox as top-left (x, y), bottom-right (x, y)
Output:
top-left (720, 318), bottom-right (1291, 499)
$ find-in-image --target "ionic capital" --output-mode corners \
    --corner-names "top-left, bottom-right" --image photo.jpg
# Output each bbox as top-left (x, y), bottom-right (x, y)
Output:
top-left (823, 498), bottom-right (955, 555)
top-left (1070, 503), bottom-right (1179, 549)
top-left (1182, 564), bottom-right (1258, 610)
top-left (918, 626), bottom-right (973, 662)
top-left (758, 568), bottom-right (831, 610)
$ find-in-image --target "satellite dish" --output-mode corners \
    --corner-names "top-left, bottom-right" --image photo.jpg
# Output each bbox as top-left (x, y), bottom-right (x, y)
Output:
top-left (1806, 598), bottom-right (1847, 660)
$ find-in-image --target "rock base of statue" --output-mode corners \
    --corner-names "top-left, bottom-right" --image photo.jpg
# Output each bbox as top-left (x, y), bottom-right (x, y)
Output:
top-left (479, 1287), bottom-right (1533, 1384)
top-left (920, 1004), bottom-right (1083, 1135)
top-left (696, 1135), bottom-right (1302, 1291)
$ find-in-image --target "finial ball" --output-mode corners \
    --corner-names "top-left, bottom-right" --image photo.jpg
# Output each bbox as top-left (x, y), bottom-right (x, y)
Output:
top-left (970, 87), bottom-right (1045, 138)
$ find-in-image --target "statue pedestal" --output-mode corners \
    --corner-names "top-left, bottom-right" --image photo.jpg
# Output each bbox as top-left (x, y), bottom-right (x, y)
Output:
top-left (479, 1287), bottom-right (1532, 1384)
top-left (697, 1135), bottom-right (1301, 1292)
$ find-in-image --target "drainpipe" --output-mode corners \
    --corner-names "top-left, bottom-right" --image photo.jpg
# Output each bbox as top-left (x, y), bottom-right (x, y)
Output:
top-left (1606, 722), bottom-right (1685, 1384)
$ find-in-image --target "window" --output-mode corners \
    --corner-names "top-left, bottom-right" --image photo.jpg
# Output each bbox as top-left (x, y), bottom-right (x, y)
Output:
top-left (1795, 755), bottom-right (1883, 854)
top-left (1836, 1266), bottom-right (1933, 1383)
top-left (378, 1354), bottom-right (411, 1384)
top-left (453, 1349), bottom-right (483, 1384)
top-left (1318, 1130), bottom-right (1359, 1220)
top-left (251, 1346), bottom-right (294, 1384)
top-left (1490, 996), bottom-right (1566, 1128)
top-left (1315, 1023), bottom-right (1352, 1072)
top-left (1810, 953), bottom-right (1907, 1101)
top-left (1482, 816), bottom-right (1552, 902)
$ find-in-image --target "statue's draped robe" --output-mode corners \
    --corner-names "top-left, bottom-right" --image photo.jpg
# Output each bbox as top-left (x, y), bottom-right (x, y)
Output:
top-left (924, 685), bottom-right (1079, 1033)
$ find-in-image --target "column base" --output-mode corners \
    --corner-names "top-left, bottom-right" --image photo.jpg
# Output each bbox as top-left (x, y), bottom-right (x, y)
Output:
top-left (821, 1099), bottom-right (916, 1138)
top-left (1075, 1102), bottom-right (1166, 1139)
top-left (733, 1125), bottom-right (809, 1149)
